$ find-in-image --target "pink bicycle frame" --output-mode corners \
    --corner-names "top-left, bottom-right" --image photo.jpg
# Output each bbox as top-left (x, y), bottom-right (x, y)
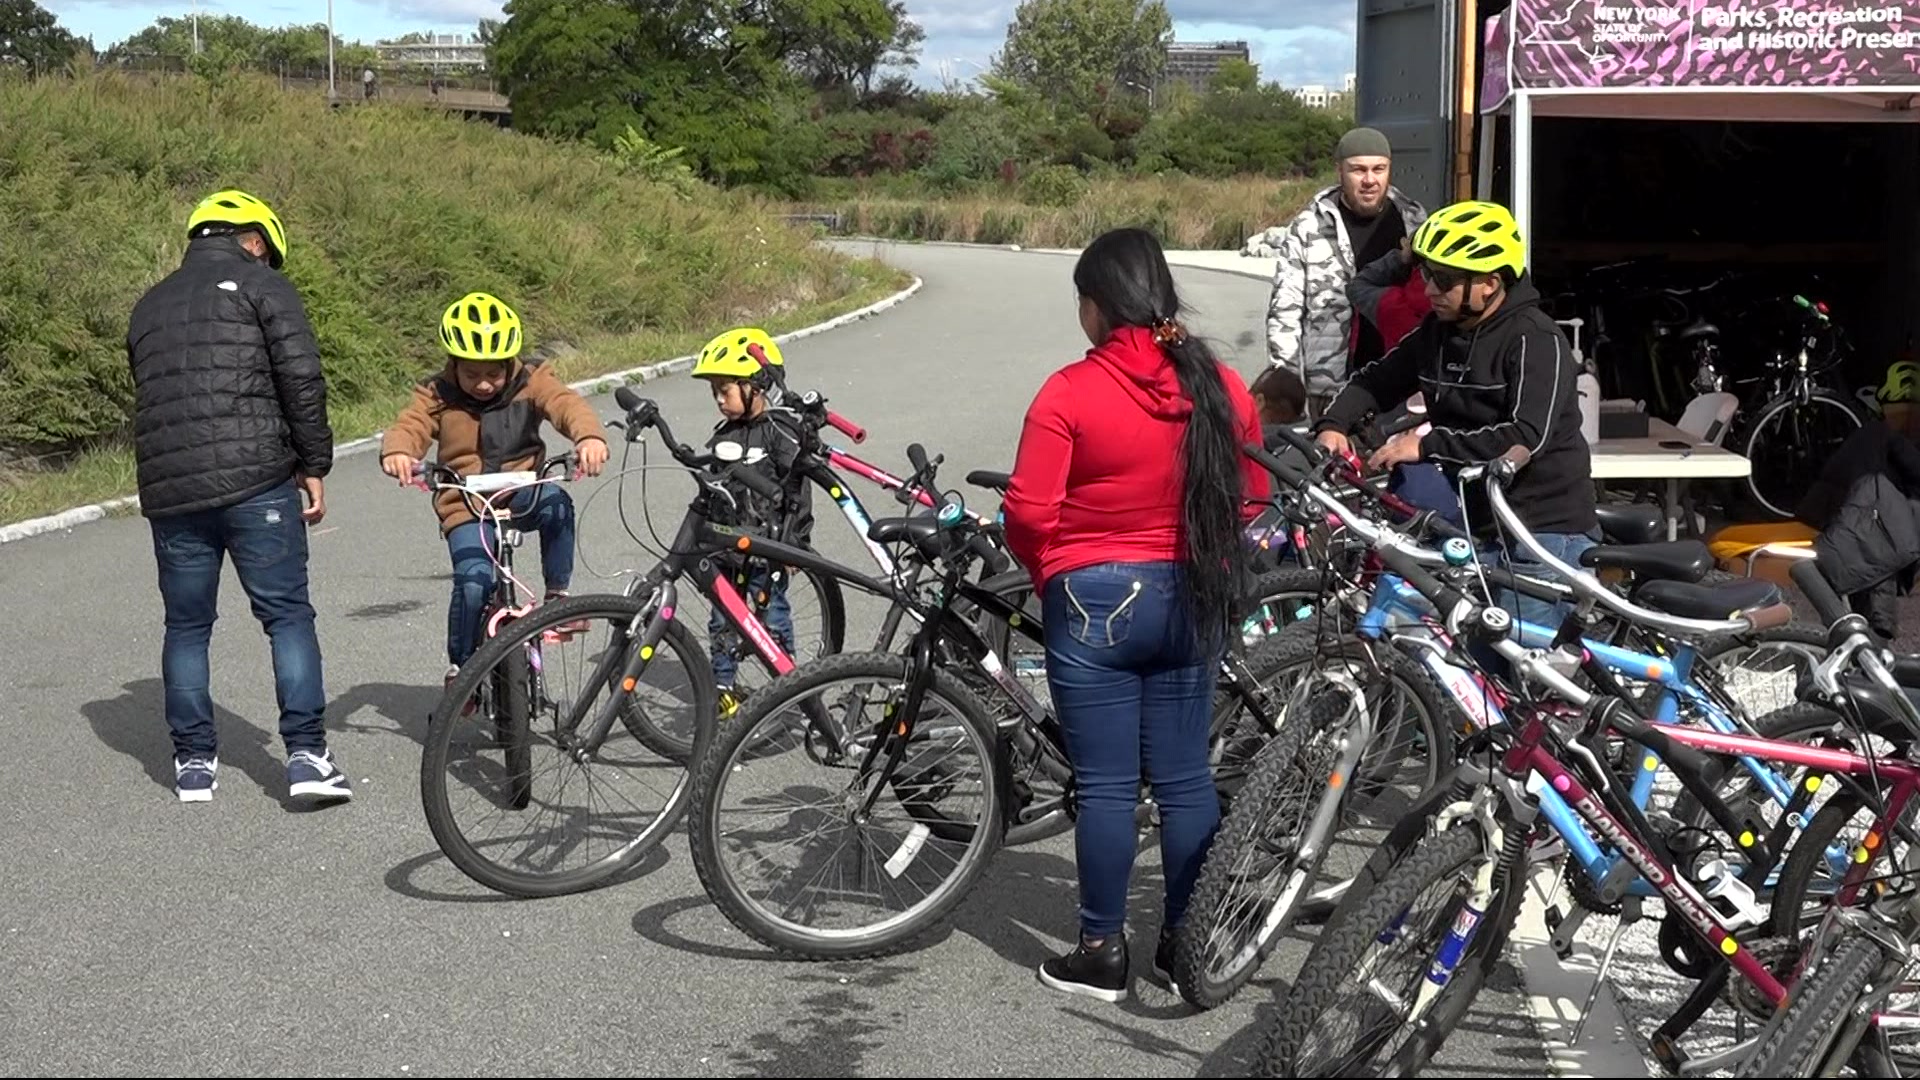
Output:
top-left (1509, 713), bottom-right (1920, 1011)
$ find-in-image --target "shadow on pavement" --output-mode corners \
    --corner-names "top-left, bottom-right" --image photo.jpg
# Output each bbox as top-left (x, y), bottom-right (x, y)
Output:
top-left (383, 841), bottom-right (673, 905)
top-left (80, 678), bottom-right (337, 812)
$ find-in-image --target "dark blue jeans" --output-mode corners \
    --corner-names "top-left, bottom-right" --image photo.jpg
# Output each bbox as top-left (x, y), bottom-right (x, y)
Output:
top-left (149, 478), bottom-right (326, 759)
top-left (1043, 560), bottom-right (1222, 940)
top-left (446, 482), bottom-right (576, 667)
top-left (708, 561), bottom-right (795, 688)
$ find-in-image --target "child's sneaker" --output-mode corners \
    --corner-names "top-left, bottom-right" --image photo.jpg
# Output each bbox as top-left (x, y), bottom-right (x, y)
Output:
top-left (288, 749), bottom-right (353, 802)
top-left (175, 754), bottom-right (218, 802)
top-left (543, 591), bottom-right (590, 640)
top-left (444, 664), bottom-right (476, 717)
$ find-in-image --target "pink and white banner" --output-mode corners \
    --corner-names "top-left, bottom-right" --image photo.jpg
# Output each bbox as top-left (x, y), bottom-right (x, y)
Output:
top-left (1510, 0), bottom-right (1920, 88)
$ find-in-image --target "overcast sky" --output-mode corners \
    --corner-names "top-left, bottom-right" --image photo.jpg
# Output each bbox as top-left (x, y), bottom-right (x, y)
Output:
top-left (45, 0), bottom-right (1358, 87)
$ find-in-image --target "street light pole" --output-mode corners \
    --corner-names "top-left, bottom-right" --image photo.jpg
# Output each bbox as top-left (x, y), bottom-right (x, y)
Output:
top-left (326, 0), bottom-right (336, 99)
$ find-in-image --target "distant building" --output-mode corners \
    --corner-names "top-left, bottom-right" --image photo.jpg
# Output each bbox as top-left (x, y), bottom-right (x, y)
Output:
top-left (374, 32), bottom-right (487, 71)
top-left (1289, 75), bottom-right (1356, 111)
top-left (1160, 40), bottom-right (1253, 94)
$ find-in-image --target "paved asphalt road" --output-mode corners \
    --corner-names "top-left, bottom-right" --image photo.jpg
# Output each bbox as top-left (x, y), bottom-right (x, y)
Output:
top-left (0, 242), bottom-right (1559, 1077)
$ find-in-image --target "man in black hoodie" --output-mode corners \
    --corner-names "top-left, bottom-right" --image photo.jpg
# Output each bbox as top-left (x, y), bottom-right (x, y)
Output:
top-left (1312, 199), bottom-right (1596, 628)
top-left (126, 189), bottom-right (348, 805)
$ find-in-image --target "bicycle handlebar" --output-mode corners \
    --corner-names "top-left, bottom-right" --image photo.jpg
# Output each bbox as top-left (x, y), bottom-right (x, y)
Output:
top-left (411, 452), bottom-right (575, 495)
top-left (1246, 439), bottom-right (1779, 639)
top-left (1466, 449), bottom-right (1783, 637)
top-left (1266, 424), bottom-right (1470, 543)
top-left (611, 386), bottom-right (793, 502)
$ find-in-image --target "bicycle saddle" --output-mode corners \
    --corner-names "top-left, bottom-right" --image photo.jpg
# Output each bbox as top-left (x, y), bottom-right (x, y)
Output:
top-left (1654, 317), bottom-right (1720, 343)
top-left (1579, 540), bottom-right (1713, 583)
top-left (868, 515), bottom-right (947, 560)
top-left (967, 469), bottom-right (1011, 493)
top-left (1630, 576), bottom-right (1786, 624)
top-left (1595, 503), bottom-right (1666, 546)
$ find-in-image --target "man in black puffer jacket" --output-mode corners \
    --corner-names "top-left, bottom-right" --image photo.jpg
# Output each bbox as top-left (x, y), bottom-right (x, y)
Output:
top-left (126, 188), bottom-right (350, 805)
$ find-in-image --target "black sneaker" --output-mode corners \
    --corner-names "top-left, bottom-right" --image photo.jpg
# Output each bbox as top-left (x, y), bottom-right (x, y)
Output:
top-left (1153, 928), bottom-right (1178, 993)
top-left (1038, 933), bottom-right (1130, 1002)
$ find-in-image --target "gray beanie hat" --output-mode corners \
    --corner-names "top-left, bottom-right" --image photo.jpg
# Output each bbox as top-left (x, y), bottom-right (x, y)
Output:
top-left (1335, 126), bottom-right (1393, 161)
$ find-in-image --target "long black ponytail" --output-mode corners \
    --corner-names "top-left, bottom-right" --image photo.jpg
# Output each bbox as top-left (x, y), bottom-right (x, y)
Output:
top-left (1072, 227), bottom-right (1246, 647)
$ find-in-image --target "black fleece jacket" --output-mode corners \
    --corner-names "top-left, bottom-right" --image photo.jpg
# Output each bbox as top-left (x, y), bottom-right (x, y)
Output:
top-left (1314, 275), bottom-right (1596, 537)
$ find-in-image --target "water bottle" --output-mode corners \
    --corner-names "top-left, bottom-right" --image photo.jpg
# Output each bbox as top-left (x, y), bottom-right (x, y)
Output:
top-left (1427, 895), bottom-right (1488, 987)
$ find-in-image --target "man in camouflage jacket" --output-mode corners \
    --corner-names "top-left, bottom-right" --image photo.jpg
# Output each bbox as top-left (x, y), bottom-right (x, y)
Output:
top-left (1263, 127), bottom-right (1428, 418)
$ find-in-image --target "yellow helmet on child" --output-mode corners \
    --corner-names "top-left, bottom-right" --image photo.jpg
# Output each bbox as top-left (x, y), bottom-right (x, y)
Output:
top-left (693, 327), bottom-right (784, 381)
top-left (1411, 200), bottom-right (1527, 280)
top-left (440, 292), bottom-right (523, 361)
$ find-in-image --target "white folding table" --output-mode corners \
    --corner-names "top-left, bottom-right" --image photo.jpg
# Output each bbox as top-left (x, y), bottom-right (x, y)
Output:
top-left (1588, 417), bottom-right (1752, 541)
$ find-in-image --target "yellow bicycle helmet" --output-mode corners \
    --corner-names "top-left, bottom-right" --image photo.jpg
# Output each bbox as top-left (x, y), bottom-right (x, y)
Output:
top-left (1411, 200), bottom-right (1526, 280)
top-left (692, 327), bottom-right (784, 382)
top-left (1879, 359), bottom-right (1919, 404)
top-left (440, 292), bottom-right (523, 361)
top-left (188, 189), bottom-right (288, 269)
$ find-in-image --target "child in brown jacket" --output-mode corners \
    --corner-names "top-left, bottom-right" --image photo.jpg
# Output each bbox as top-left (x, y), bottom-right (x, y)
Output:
top-left (378, 292), bottom-right (609, 680)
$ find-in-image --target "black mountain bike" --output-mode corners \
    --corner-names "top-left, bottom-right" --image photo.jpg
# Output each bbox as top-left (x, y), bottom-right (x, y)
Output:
top-left (683, 442), bottom-right (1299, 960)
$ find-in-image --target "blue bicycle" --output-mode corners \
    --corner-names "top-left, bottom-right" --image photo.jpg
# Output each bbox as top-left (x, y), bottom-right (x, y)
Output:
top-left (1167, 431), bottom-right (1842, 1015)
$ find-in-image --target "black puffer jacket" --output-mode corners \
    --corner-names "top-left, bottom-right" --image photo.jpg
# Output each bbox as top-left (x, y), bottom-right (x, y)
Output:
top-left (1797, 420), bottom-right (1920, 641)
top-left (126, 235), bottom-right (332, 518)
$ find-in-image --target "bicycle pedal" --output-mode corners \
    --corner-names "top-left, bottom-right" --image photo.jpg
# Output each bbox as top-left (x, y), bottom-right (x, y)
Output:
top-left (1648, 1031), bottom-right (1688, 1075)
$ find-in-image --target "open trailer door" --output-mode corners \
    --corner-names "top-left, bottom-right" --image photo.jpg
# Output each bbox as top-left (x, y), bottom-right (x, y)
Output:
top-left (1354, 0), bottom-right (1459, 210)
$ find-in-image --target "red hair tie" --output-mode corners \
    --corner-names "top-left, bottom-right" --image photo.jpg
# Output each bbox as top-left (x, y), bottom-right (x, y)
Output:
top-left (1151, 318), bottom-right (1188, 346)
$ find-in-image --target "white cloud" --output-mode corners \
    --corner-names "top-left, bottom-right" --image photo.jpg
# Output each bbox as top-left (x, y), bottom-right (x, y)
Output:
top-left (898, 0), bottom-right (1357, 88)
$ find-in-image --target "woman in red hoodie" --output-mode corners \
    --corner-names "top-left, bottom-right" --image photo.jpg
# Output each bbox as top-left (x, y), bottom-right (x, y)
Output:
top-left (1000, 227), bottom-right (1269, 1003)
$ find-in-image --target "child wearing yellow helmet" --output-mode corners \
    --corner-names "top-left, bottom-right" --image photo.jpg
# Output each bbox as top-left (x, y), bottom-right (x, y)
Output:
top-left (379, 292), bottom-right (611, 683)
top-left (690, 327), bottom-right (814, 707)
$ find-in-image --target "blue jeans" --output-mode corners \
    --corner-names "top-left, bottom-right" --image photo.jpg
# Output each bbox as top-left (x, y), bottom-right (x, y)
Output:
top-left (708, 561), bottom-right (795, 688)
top-left (149, 478), bottom-right (326, 760)
top-left (1042, 561), bottom-right (1222, 940)
top-left (446, 482), bottom-right (576, 666)
top-left (1389, 463), bottom-right (1466, 532)
top-left (1489, 529), bottom-right (1602, 632)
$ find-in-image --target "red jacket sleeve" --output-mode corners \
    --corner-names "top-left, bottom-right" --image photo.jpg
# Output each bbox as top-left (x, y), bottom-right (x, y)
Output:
top-left (1377, 268), bottom-right (1433, 348)
top-left (1223, 364), bottom-right (1271, 521)
top-left (1001, 370), bottom-right (1074, 580)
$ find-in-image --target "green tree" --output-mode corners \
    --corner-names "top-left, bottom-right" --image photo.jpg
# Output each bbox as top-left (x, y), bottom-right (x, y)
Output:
top-left (1209, 57), bottom-right (1257, 94)
top-left (795, 0), bottom-right (922, 95)
top-left (990, 0), bottom-right (1170, 113)
top-left (0, 0), bottom-right (83, 74)
top-left (491, 0), bottom-right (883, 189)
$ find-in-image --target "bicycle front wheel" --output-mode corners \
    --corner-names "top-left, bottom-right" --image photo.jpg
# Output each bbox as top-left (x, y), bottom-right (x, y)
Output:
top-left (421, 593), bottom-right (715, 898)
top-left (688, 651), bottom-right (1006, 960)
top-left (1253, 816), bottom-right (1526, 1077)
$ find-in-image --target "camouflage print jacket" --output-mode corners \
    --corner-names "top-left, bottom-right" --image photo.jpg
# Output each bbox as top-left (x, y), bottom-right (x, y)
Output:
top-left (1264, 185), bottom-right (1428, 401)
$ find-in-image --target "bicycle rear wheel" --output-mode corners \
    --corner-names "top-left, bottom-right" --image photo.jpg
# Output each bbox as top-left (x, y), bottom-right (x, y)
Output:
top-left (1735, 930), bottom-right (1886, 1077)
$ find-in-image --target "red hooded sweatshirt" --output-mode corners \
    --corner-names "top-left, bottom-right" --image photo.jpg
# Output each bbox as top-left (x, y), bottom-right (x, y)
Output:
top-left (1001, 325), bottom-right (1269, 595)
